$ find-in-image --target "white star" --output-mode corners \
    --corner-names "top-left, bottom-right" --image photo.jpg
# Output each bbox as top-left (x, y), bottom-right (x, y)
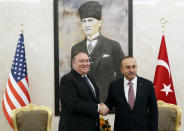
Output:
top-left (161, 83), bottom-right (173, 96)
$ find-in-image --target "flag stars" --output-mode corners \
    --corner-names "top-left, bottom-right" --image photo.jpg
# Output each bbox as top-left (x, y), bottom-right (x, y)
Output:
top-left (161, 83), bottom-right (173, 96)
top-left (14, 72), bottom-right (17, 74)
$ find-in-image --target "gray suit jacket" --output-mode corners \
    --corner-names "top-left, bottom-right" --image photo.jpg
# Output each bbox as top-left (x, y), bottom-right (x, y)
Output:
top-left (71, 34), bottom-right (124, 102)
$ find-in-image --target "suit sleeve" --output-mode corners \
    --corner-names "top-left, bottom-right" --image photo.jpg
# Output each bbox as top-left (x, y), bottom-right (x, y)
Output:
top-left (105, 82), bottom-right (115, 111)
top-left (60, 75), bottom-right (98, 117)
top-left (148, 82), bottom-right (158, 131)
top-left (112, 42), bottom-right (125, 79)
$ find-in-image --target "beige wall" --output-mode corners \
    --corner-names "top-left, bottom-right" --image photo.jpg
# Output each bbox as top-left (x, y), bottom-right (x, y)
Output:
top-left (0, 0), bottom-right (183, 130)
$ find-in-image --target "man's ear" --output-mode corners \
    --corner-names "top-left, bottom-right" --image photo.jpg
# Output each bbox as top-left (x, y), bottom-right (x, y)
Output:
top-left (71, 60), bottom-right (75, 69)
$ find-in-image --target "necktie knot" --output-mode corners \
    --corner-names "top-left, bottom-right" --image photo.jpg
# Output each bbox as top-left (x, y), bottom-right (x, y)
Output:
top-left (128, 81), bottom-right (133, 86)
top-left (88, 42), bottom-right (93, 54)
top-left (87, 37), bottom-right (98, 54)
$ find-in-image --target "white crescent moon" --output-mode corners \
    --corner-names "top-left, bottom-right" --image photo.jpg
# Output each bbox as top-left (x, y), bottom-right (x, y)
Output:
top-left (157, 59), bottom-right (170, 77)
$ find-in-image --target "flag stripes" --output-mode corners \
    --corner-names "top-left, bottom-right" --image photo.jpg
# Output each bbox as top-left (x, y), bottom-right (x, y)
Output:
top-left (2, 33), bottom-right (31, 128)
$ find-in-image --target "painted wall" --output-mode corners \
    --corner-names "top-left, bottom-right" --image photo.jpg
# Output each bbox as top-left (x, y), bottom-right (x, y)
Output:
top-left (0, 0), bottom-right (183, 130)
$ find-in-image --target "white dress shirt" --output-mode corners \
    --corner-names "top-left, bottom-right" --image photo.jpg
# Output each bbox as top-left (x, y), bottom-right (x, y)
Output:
top-left (86, 32), bottom-right (99, 54)
top-left (124, 76), bottom-right (137, 102)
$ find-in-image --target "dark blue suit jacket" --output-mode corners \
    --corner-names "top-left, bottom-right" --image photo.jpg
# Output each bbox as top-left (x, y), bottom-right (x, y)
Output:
top-left (59, 70), bottom-right (100, 131)
top-left (105, 76), bottom-right (158, 131)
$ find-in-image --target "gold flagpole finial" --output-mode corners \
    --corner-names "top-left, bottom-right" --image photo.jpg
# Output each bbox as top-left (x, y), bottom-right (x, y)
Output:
top-left (160, 18), bottom-right (167, 34)
top-left (20, 24), bottom-right (24, 34)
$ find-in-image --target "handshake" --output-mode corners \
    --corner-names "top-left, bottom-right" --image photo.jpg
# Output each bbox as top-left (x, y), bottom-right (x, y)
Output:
top-left (98, 103), bottom-right (109, 116)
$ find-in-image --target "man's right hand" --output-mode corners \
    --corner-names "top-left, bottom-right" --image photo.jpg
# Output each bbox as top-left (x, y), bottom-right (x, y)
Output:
top-left (98, 103), bottom-right (109, 115)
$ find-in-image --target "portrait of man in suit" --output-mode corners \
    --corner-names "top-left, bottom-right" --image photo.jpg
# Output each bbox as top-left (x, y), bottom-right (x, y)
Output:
top-left (56, 0), bottom-right (131, 113)
top-left (71, 1), bottom-right (125, 102)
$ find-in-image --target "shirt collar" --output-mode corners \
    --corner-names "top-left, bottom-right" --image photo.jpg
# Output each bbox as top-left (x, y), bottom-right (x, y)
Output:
top-left (124, 76), bottom-right (137, 85)
top-left (87, 32), bottom-right (99, 41)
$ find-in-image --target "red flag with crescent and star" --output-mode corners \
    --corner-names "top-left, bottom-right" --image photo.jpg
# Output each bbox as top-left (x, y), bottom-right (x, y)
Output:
top-left (153, 35), bottom-right (177, 105)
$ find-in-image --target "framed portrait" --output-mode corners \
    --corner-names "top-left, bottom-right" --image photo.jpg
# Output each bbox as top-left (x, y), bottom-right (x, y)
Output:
top-left (54, 0), bottom-right (133, 115)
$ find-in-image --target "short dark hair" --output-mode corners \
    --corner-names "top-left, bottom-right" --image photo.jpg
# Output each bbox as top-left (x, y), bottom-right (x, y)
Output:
top-left (120, 56), bottom-right (135, 66)
top-left (71, 51), bottom-right (88, 62)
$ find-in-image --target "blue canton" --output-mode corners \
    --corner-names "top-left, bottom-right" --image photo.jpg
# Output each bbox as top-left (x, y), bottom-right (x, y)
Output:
top-left (11, 34), bottom-right (27, 82)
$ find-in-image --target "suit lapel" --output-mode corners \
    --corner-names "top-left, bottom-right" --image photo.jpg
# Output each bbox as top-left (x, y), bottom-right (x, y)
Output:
top-left (133, 76), bottom-right (144, 110)
top-left (71, 70), bottom-right (97, 101)
top-left (81, 39), bottom-right (88, 53)
top-left (88, 75), bottom-right (99, 101)
top-left (120, 78), bottom-right (132, 111)
top-left (89, 35), bottom-right (105, 73)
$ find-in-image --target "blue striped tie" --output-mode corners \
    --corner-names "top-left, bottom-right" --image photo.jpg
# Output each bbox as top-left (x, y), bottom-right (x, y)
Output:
top-left (83, 76), bottom-right (96, 97)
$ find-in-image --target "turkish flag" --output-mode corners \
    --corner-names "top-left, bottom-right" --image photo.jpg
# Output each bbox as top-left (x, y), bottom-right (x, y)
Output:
top-left (153, 35), bottom-right (177, 105)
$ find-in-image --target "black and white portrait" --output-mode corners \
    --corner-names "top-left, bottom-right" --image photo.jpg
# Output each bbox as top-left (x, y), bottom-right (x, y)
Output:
top-left (54, 0), bottom-right (132, 114)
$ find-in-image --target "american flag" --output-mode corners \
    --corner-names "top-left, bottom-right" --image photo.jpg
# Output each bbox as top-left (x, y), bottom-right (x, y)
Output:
top-left (2, 33), bottom-right (31, 128)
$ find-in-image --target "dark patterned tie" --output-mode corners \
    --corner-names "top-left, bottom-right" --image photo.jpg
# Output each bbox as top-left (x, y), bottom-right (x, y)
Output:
top-left (88, 42), bottom-right (93, 54)
top-left (128, 82), bottom-right (135, 110)
top-left (87, 37), bottom-right (98, 54)
top-left (83, 76), bottom-right (96, 97)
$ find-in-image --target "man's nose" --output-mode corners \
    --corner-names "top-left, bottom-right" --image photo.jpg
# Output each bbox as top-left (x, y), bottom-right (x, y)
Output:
top-left (84, 21), bottom-right (90, 26)
top-left (83, 61), bottom-right (88, 65)
top-left (129, 67), bottom-right (134, 72)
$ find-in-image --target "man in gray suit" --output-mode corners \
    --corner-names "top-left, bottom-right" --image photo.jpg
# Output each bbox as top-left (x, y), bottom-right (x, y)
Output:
top-left (71, 1), bottom-right (125, 102)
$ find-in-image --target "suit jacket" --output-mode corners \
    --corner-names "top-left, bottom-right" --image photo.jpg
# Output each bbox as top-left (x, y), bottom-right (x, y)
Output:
top-left (105, 76), bottom-right (158, 131)
top-left (58, 70), bottom-right (100, 131)
top-left (71, 34), bottom-right (124, 102)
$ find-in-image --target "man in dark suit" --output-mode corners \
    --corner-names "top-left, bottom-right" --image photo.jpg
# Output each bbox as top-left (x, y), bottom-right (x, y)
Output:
top-left (58, 51), bottom-right (106, 131)
top-left (71, 1), bottom-right (125, 102)
top-left (104, 56), bottom-right (158, 131)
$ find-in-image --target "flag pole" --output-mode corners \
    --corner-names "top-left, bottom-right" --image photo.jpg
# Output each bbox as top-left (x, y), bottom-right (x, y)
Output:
top-left (20, 24), bottom-right (24, 34)
top-left (160, 18), bottom-right (167, 34)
